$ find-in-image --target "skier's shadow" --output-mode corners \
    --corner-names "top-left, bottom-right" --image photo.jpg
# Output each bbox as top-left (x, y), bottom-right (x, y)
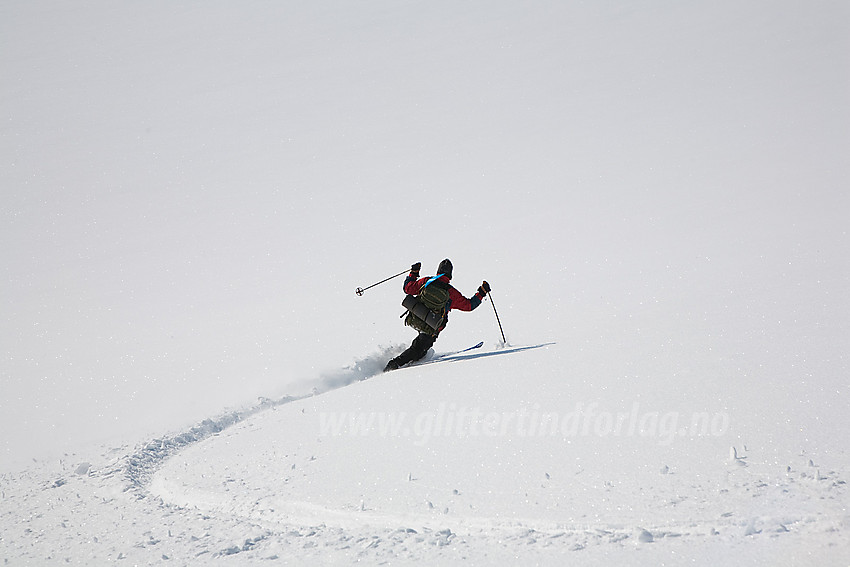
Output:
top-left (441, 342), bottom-right (555, 363)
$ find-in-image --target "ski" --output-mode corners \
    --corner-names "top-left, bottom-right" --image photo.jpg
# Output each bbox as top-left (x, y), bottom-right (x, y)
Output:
top-left (414, 341), bottom-right (484, 366)
top-left (436, 341), bottom-right (484, 360)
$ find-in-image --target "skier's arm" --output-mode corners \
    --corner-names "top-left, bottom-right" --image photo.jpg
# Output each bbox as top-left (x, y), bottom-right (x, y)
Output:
top-left (403, 273), bottom-right (426, 295)
top-left (448, 284), bottom-right (488, 312)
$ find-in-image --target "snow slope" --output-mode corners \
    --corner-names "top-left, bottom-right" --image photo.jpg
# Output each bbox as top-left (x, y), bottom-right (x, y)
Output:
top-left (2, 0), bottom-right (849, 564)
top-left (2, 344), bottom-right (848, 565)
top-left (147, 346), bottom-right (848, 565)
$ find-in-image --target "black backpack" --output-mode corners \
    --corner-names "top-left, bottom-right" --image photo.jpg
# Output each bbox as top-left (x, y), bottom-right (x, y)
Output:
top-left (402, 276), bottom-right (451, 335)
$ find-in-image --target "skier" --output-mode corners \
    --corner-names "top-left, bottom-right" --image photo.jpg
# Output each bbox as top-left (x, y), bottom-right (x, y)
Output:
top-left (384, 259), bottom-right (490, 372)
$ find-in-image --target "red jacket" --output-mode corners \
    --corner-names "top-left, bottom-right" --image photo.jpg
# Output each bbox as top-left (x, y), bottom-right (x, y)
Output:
top-left (404, 273), bottom-right (484, 313)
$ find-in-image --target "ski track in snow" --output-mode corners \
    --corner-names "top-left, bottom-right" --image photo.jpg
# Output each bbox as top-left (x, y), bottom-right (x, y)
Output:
top-left (2, 345), bottom-right (848, 565)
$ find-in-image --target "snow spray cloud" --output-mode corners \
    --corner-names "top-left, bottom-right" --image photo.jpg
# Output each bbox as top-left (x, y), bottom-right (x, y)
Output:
top-left (289, 344), bottom-right (407, 396)
top-left (318, 402), bottom-right (730, 446)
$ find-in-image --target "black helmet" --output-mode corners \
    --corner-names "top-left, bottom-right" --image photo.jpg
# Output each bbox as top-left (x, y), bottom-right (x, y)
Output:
top-left (437, 258), bottom-right (453, 279)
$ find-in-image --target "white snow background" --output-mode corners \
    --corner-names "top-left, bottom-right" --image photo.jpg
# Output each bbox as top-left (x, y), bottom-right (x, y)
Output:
top-left (1, 1), bottom-right (848, 565)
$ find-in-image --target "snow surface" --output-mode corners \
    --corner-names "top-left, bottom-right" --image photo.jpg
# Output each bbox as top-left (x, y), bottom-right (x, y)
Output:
top-left (2, 0), bottom-right (849, 564)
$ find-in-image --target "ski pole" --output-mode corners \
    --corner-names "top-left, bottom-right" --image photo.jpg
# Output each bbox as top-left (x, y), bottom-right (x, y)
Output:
top-left (355, 269), bottom-right (409, 296)
top-left (488, 290), bottom-right (507, 344)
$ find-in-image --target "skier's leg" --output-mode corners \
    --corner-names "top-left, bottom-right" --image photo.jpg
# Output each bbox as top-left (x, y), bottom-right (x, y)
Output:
top-left (384, 333), bottom-right (437, 371)
top-left (407, 332), bottom-right (437, 363)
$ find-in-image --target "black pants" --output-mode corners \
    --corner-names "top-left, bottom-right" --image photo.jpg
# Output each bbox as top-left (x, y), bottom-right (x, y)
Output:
top-left (389, 332), bottom-right (437, 368)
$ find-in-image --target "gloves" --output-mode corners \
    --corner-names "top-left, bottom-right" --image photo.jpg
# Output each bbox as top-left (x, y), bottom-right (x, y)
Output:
top-left (477, 280), bottom-right (491, 296)
top-left (411, 262), bottom-right (421, 276)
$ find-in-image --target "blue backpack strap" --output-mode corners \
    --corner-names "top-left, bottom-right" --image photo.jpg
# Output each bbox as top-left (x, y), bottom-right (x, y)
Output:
top-left (420, 274), bottom-right (445, 291)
